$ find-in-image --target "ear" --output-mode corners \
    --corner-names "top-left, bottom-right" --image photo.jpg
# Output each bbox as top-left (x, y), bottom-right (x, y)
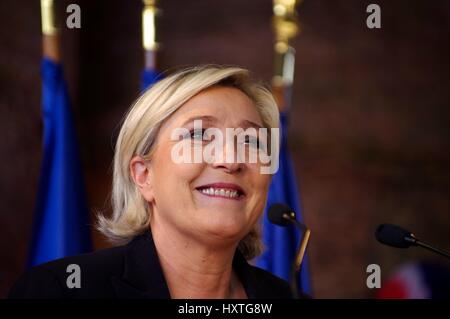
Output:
top-left (130, 156), bottom-right (155, 202)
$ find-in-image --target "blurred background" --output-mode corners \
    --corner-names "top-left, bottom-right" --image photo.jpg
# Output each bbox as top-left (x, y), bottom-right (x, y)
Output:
top-left (0, 0), bottom-right (449, 298)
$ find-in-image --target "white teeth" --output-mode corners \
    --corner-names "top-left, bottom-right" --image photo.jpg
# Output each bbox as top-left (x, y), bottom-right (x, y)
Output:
top-left (199, 187), bottom-right (240, 198)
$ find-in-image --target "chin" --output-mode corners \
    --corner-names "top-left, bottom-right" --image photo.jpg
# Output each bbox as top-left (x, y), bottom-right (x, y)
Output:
top-left (198, 217), bottom-right (248, 243)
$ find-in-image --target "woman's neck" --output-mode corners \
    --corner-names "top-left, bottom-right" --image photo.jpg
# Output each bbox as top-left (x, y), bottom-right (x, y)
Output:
top-left (150, 219), bottom-right (246, 299)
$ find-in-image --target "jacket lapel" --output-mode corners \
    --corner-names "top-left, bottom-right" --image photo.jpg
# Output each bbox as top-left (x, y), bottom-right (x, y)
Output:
top-left (232, 249), bottom-right (260, 299)
top-left (111, 231), bottom-right (171, 299)
top-left (110, 230), bottom-right (268, 299)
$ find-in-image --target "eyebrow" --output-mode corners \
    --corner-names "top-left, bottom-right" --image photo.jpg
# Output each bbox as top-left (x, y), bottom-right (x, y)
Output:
top-left (181, 115), bottom-right (217, 126)
top-left (241, 119), bottom-right (263, 130)
top-left (181, 115), bottom-right (263, 129)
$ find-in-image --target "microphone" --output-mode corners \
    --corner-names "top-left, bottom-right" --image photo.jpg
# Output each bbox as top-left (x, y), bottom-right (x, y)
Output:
top-left (268, 203), bottom-right (311, 298)
top-left (375, 223), bottom-right (450, 259)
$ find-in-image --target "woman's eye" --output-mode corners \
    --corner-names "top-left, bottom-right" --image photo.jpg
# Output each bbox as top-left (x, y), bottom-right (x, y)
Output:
top-left (244, 136), bottom-right (263, 149)
top-left (188, 129), bottom-right (206, 140)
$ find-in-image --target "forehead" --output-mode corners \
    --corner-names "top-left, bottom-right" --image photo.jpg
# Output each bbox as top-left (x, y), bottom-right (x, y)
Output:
top-left (166, 86), bottom-right (263, 127)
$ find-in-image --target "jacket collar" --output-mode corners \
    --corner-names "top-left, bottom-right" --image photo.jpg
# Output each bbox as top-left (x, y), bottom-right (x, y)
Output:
top-left (111, 229), bottom-right (261, 299)
top-left (111, 230), bottom-right (170, 298)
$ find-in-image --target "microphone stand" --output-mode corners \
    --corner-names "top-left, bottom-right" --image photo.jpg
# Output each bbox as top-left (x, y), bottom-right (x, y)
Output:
top-left (282, 212), bottom-right (311, 299)
top-left (405, 235), bottom-right (450, 259)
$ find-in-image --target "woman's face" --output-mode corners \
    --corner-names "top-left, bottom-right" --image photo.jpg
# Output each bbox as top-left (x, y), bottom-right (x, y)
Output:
top-left (137, 86), bottom-right (272, 247)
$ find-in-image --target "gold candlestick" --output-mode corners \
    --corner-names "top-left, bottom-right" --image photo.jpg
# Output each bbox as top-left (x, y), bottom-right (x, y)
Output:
top-left (272, 0), bottom-right (301, 93)
top-left (41, 0), bottom-right (60, 61)
top-left (142, 0), bottom-right (160, 70)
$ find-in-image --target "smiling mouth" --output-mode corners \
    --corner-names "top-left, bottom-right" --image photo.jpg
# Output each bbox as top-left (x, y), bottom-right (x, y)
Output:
top-left (195, 185), bottom-right (245, 200)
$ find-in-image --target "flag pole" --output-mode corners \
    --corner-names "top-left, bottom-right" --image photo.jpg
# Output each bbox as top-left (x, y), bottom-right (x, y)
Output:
top-left (269, 0), bottom-right (312, 296)
top-left (31, 0), bottom-right (92, 266)
top-left (142, 0), bottom-right (159, 71)
top-left (41, 0), bottom-right (60, 62)
top-left (272, 0), bottom-right (301, 112)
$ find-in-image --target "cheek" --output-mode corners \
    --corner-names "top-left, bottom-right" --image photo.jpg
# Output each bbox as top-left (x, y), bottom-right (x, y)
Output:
top-left (252, 172), bottom-right (271, 195)
top-left (151, 156), bottom-right (207, 226)
top-left (247, 173), bottom-right (271, 214)
top-left (154, 142), bottom-right (190, 178)
top-left (153, 156), bottom-right (204, 201)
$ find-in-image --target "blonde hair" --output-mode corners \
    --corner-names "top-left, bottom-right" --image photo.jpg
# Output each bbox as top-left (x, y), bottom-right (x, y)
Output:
top-left (97, 65), bottom-right (280, 260)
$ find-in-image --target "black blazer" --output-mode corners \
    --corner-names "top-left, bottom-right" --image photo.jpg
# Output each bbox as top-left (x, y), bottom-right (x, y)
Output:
top-left (9, 231), bottom-right (294, 299)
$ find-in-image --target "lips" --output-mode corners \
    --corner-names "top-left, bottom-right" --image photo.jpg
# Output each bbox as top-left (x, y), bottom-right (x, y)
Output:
top-left (195, 182), bottom-right (246, 199)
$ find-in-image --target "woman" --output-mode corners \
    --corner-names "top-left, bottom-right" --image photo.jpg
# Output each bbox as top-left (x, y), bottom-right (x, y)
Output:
top-left (10, 65), bottom-right (294, 299)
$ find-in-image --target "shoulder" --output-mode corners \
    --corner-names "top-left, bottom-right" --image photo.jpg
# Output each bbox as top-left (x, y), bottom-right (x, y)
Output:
top-left (9, 245), bottom-right (126, 299)
top-left (245, 264), bottom-right (294, 299)
top-left (243, 264), bottom-right (311, 299)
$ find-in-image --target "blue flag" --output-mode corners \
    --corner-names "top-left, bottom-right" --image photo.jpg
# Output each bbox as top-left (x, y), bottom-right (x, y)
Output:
top-left (29, 58), bottom-right (92, 267)
top-left (141, 68), bottom-right (160, 91)
top-left (255, 112), bottom-right (312, 295)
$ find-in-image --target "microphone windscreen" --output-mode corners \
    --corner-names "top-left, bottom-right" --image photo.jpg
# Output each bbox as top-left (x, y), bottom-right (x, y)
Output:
top-left (375, 223), bottom-right (413, 248)
top-left (268, 203), bottom-right (293, 226)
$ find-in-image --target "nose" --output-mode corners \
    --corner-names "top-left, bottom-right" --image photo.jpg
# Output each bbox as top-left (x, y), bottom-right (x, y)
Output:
top-left (212, 160), bottom-right (242, 173)
top-left (210, 138), bottom-right (243, 173)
